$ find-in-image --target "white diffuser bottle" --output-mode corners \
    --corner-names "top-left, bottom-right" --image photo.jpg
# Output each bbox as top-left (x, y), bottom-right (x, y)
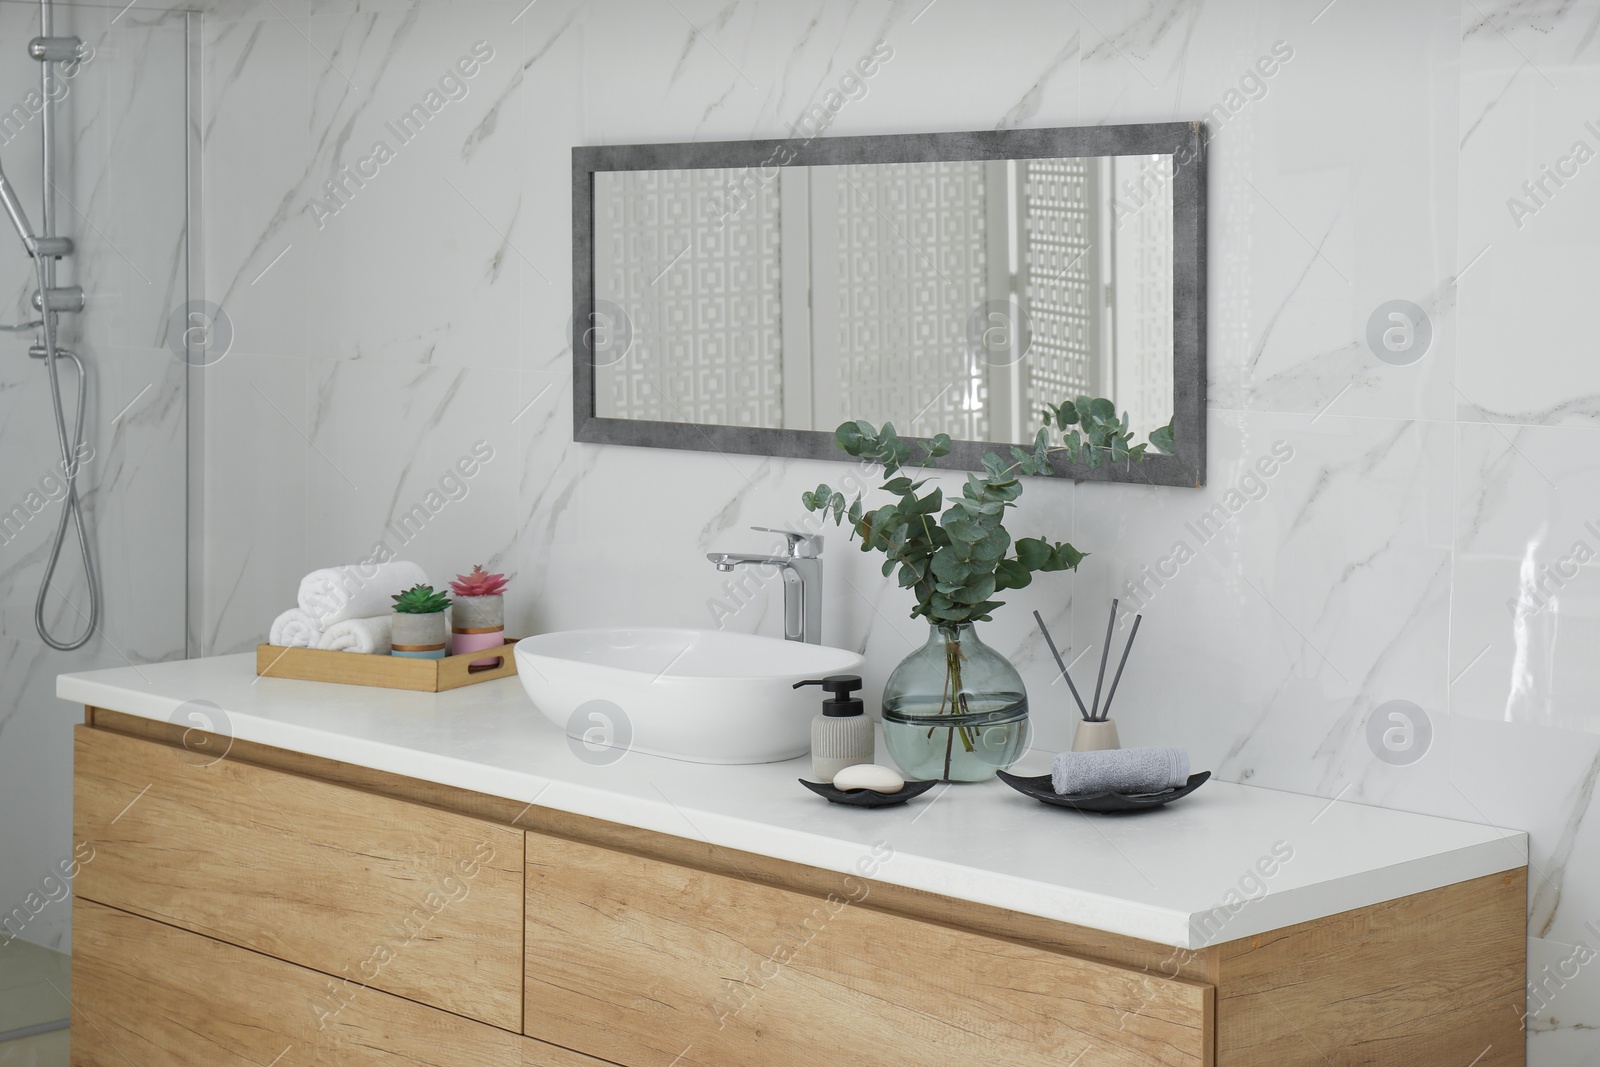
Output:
top-left (795, 675), bottom-right (874, 783)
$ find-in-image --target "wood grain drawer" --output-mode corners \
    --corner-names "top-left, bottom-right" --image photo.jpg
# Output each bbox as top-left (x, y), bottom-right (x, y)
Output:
top-left (523, 833), bottom-right (1212, 1067)
top-left (71, 900), bottom-right (609, 1067)
top-left (72, 725), bottom-right (524, 1031)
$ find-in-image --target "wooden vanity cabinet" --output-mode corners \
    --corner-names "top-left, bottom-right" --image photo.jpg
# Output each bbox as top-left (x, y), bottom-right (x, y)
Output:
top-left (69, 710), bottom-right (1528, 1067)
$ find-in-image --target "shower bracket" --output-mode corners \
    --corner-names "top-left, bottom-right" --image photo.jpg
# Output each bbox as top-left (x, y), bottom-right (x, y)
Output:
top-left (27, 36), bottom-right (83, 62)
top-left (29, 235), bottom-right (71, 258)
top-left (31, 284), bottom-right (84, 312)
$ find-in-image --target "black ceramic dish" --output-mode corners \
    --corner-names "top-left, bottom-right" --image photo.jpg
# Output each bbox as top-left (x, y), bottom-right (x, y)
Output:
top-left (799, 778), bottom-right (940, 808)
top-left (995, 770), bottom-right (1211, 813)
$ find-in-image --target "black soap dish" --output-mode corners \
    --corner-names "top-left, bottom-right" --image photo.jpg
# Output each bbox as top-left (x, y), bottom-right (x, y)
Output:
top-left (995, 770), bottom-right (1211, 813)
top-left (799, 778), bottom-right (939, 808)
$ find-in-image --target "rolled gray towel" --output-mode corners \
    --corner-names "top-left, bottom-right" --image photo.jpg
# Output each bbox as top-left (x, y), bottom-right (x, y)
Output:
top-left (1052, 747), bottom-right (1190, 796)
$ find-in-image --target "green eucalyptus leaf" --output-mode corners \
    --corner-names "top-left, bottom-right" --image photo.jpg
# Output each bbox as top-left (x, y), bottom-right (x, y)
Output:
top-left (1014, 537), bottom-right (1050, 570)
top-left (910, 488), bottom-right (943, 516)
top-left (943, 517), bottom-right (984, 548)
top-left (1041, 542), bottom-right (1086, 571)
top-left (809, 400), bottom-right (1110, 628)
top-left (1150, 421), bottom-right (1175, 454)
top-left (952, 575), bottom-right (997, 604)
top-left (929, 551), bottom-right (968, 583)
top-left (994, 558), bottom-right (1032, 590)
top-left (972, 527), bottom-right (1010, 563)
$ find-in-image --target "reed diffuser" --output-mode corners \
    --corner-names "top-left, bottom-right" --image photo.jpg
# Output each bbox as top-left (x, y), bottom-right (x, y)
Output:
top-left (1033, 600), bottom-right (1143, 752)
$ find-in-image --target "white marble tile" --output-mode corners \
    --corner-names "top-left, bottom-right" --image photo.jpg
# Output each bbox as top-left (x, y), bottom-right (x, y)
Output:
top-left (1069, 408), bottom-right (1453, 790)
top-left (1120, 0), bottom-right (1461, 424)
top-left (1457, 0), bottom-right (1600, 426)
top-left (1526, 931), bottom-right (1600, 1065)
top-left (73, 11), bottom-right (192, 352)
top-left (511, 0), bottom-right (581, 373)
top-left (202, 14), bottom-right (312, 361)
top-left (92, 345), bottom-right (188, 664)
top-left (1451, 422), bottom-right (1600, 734)
top-left (201, 353), bottom-right (309, 654)
top-left (299, 1), bottom-right (530, 368)
top-left (303, 358), bottom-right (520, 598)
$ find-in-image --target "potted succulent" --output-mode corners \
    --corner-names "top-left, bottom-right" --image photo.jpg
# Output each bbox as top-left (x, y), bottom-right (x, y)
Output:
top-left (390, 584), bottom-right (452, 660)
top-left (802, 398), bottom-right (1170, 781)
top-left (449, 565), bottom-right (509, 665)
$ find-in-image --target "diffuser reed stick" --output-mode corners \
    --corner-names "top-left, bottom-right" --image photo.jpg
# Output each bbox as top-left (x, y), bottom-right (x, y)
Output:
top-left (1032, 610), bottom-right (1090, 720)
top-left (1088, 598), bottom-right (1119, 720)
top-left (1099, 614), bottom-right (1143, 721)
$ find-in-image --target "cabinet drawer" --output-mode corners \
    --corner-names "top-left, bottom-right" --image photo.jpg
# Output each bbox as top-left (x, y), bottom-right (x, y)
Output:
top-left (73, 900), bottom-right (513, 1066)
top-left (73, 726), bottom-right (524, 1030)
top-left (523, 834), bottom-right (1212, 1067)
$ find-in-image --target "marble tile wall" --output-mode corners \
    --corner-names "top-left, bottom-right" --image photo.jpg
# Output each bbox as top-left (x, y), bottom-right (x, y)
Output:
top-left (0, 0), bottom-right (190, 951)
top-left (195, 0), bottom-right (1600, 1059)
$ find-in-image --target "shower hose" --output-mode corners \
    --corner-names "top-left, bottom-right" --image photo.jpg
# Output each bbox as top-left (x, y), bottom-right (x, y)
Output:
top-left (28, 252), bottom-right (97, 651)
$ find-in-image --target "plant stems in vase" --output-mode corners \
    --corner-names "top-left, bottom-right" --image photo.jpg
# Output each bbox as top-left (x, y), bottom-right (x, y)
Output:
top-left (801, 399), bottom-right (1170, 782)
top-left (882, 623), bottom-right (1029, 781)
top-left (449, 565), bottom-right (509, 666)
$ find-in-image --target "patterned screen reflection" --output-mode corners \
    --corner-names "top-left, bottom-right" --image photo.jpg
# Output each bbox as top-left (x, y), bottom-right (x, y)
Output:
top-left (592, 155), bottom-right (1174, 447)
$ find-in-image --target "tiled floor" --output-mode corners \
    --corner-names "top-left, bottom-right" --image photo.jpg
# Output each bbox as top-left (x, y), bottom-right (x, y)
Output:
top-left (0, 941), bottom-right (69, 1067)
top-left (0, 1029), bottom-right (68, 1067)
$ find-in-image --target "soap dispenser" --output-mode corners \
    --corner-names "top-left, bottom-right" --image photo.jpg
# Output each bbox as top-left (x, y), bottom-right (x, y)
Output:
top-left (795, 675), bottom-right (873, 784)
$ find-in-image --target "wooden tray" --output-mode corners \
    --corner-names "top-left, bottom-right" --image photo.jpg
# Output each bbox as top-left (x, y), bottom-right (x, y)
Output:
top-left (255, 639), bottom-right (520, 692)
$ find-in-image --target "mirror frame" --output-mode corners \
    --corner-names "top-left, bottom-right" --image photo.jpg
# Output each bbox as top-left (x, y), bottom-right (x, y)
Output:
top-left (572, 121), bottom-right (1207, 487)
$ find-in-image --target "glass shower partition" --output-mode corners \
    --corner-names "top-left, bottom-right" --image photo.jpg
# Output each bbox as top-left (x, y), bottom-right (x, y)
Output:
top-left (0, 0), bottom-right (194, 1008)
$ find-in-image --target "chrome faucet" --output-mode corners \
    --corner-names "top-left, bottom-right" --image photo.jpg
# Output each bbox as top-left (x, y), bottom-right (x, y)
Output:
top-left (708, 526), bottom-right (823, 644)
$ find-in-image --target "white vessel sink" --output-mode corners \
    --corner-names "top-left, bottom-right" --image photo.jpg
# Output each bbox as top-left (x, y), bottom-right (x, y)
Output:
top-left (515, 628), bottom-right (864, 764)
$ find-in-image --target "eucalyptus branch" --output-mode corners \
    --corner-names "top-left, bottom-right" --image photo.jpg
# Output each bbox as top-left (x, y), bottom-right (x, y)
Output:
top-left (799, 396), bottom-right (1172, 630)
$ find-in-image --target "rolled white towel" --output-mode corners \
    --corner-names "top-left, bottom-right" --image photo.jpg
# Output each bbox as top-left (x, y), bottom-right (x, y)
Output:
top-left (1052, 747), bottom-right (1190, 796)
top-left (298, 561), bottom-right (428, 627)
top-left (269, 608), bottom-right (324, 648)
top-left (316, 615), bottom-right (392, 654)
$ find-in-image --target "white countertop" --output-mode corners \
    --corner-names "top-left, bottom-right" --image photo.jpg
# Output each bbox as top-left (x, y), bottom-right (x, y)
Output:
top-left (59, 654), bottom-right (1527, 950)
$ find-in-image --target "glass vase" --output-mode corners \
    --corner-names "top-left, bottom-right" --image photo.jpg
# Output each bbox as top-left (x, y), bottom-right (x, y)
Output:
top-left (881, 623), bottom-right (1029, 782)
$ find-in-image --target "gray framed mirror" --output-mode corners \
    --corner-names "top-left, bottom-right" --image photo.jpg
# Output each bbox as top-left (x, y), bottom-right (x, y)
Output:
top-left (572, 121), bottom-right (1206, 487)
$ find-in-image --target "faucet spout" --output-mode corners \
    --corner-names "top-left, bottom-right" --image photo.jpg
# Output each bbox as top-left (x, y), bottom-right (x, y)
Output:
top-left (706, 551), bottom-right (787, 571)
top-left (706, 529), bottom-right (824, 643)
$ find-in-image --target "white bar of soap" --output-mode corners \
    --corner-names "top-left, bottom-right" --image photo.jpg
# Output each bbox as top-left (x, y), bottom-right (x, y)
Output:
top-left (832, 764), bottom-right (905, 794)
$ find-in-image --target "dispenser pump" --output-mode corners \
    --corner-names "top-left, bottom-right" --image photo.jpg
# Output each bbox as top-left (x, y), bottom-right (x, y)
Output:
top-left (799, 674), bottom-right (874, 784)
top-left (794, 675), bottom-right (864, 717)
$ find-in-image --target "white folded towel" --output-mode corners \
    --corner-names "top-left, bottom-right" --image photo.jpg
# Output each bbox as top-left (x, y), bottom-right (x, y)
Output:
top-left (298, 561), bottom-right (428, 627)
top-left (269, 608), bottom-right (324, 648)
top-left (1052, 747), bottom-right (1190, 796)
top-left (316, 615), bottom-right (392, 654)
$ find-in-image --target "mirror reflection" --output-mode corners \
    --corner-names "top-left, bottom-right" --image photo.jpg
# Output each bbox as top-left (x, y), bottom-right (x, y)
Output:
top-left (591, 154), bottom-right (1175, 446)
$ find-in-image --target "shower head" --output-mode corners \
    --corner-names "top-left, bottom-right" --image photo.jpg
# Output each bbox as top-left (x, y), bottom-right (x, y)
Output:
top-left (0, 153), bottom-right (41, 257)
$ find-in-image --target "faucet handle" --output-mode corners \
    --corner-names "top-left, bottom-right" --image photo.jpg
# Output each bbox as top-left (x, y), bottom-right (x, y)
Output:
top-left (751, 526), bottom-right (821, 558)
